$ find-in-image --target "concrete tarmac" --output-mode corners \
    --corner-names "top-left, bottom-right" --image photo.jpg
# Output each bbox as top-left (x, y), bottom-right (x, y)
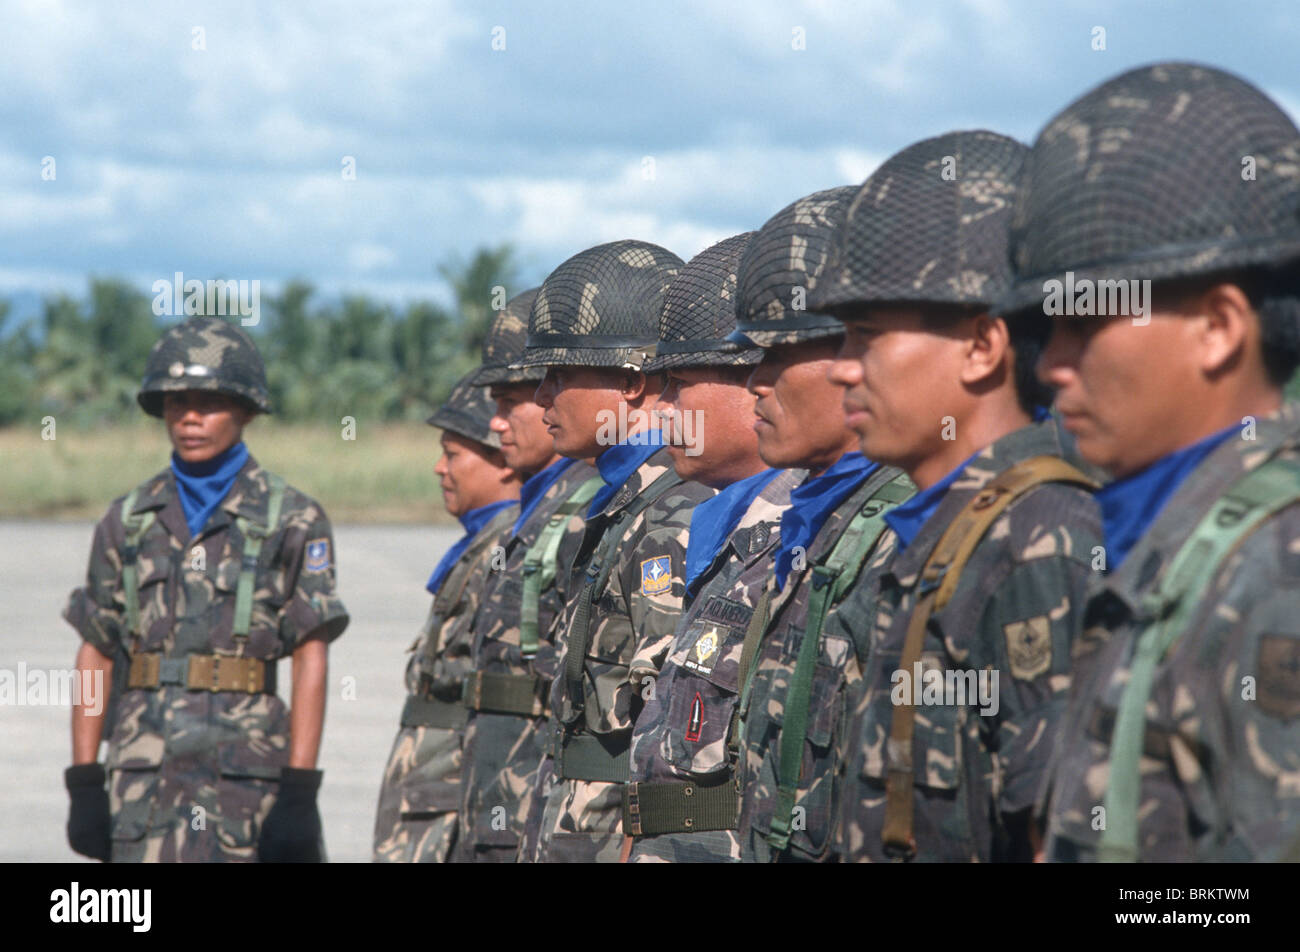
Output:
top-left (0, 520), bottom-right (459, 863)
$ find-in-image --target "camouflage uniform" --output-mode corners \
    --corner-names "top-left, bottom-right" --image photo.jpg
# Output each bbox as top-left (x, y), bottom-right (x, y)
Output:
top-left (373, 371), bottom-right (518, 862)
top-left (512, 240), bottom-right (716, 862)
top-left (63, 318), bottom-right (349, 863)
top-left (455, 288), bottom-right (602, 863)
top-left (995, 64), bottom-right (1300, 861)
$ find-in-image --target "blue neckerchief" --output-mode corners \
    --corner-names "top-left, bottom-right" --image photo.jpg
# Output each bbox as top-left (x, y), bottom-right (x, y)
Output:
top-left (513, 457), bottom-right (576, 536)
top-left (685, 468), bottom-right (781, 596)
top-left (588, 431), bottom-right (666, 517)
top-left (170, 441), bottom-right (249, 539)
top-left (426, 498), bottom-right (516, 595)
top-left (1097, 423), bottom-right (1239, 571)
top-left (774, 452), bottom-right (879, 590)
top-left (883, 450), bottom-right (980, 554)
top-left (1032, 405), bottom-right (1052, 422)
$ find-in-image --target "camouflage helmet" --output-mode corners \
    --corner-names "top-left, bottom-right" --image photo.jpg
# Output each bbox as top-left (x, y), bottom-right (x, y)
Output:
top-left (471, 288), bottom-right (542, 386)
top-left (1000, 62), bottom-right (1300, 315)
top-left (515, 240), bottom-right (683, 372)
top-left (427, 369), bottom-right (501, 449)
top-left (809, 131), bottom-right (1027, 315)
top-left (728, 186), bottom-right (857, 348)
top-left (137, 316), bottom-right (270, 418)
top-left (644, 232), bottom-right (762, 373)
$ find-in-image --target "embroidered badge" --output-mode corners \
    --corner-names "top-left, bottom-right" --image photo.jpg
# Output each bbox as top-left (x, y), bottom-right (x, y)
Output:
top-left (305, 538), bottom-right (332, 574)
top-left (685, 627), bottom-right (720, 676)
top-left (1004, 615), bottom-right (1052, 680)
top-left (685, 691), bottom-right (704, 743)
top-left (640, 555), bottom-right (672, 596)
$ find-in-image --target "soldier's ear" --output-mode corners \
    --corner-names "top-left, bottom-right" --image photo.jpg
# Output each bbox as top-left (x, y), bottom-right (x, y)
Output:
top-left (619, 370), bottom-right (650, 402)
top-left (1196, 282), bottom-right (1254, 379)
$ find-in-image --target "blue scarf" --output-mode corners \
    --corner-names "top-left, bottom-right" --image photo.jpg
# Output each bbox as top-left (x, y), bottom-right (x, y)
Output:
top-left (1097, 423), bottom-right (1239, 571)
top-left (588, 431), bottom-right (666, 518)
top-left (685, 468), bottom-right (781, 596)
top-left (513, 457), bottom-right (576, 536)
top-left (171, 441), bottom-right (249, 539)
top-left (426, 499), bottom-right (516, 595)
top-left (774, 452), bottom-right (879, 590)
top-left (883, 450), bottom-right (980, 554)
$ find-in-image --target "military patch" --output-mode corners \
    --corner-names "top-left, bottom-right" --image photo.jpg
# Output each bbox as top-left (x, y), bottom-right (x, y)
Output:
top-left (684, 627), bottom-right (720, 676)
top-left (1257, 635), bottom-right (1300, 720)
top-left (640, 556), bottom-right (672, 596)
top-left (699, 595), bottom-right (751, 628)
top-left (685, 691), bottom-right (703, 743)
top-left (305, 538), bottom-right (331, 574)
top-left (1004, 615), bottom-right (1052, 680)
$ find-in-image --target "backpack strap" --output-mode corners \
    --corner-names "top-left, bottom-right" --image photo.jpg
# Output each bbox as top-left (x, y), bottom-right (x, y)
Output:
top-left (1099, 455), bottom-right (1300, 862)
top-left (119, 487), bottom-right (156, 641)
top-left (882, 455), bottom-right (1098, 859)
top-left (767, 469), bottom-right (915, 851)
top-left (232, 473), bottom-right (286, 642)
top-left (520, 475), bottom-right (603, 659)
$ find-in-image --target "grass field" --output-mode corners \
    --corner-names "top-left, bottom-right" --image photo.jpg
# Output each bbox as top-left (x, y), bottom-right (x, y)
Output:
top-left (0, 421), bottom-right (456, 523)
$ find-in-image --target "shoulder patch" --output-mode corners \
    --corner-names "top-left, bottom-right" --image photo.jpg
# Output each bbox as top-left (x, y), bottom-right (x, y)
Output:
top-left (640, 555), bottom-right (672, 596)
top-left (305, 538), bottom-right (332, 574)
top-left (1004, 615), bottom-right (1052, 680)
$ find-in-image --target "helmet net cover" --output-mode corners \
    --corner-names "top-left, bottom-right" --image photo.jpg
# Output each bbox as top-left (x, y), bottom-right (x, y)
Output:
top-left (473, 288), bottom-right (543, 386)
top-left (137, 315), bottom-right (270, 418)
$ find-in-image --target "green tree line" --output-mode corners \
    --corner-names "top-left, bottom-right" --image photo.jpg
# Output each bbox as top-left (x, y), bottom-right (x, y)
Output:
top-left (0, 246), bottom-right (524, 428)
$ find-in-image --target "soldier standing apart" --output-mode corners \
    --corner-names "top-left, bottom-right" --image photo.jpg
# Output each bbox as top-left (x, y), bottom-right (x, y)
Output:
top-left (513, 240), bottom-right (716, 862)
top-left (456, 289), bottom-right (601, 862)
top-left (63, 316), bottom-right (349, 863)
top-left (818, 131), bottom-right (1103, 862)
top-left (623, 232), bottom-right (807, 863)
top-left (718, 188), bottom-right (915, 863)
top-left (373, 371), bottom-right (521, 861)
top-left (1003, 63), bottom-right (1300, 862)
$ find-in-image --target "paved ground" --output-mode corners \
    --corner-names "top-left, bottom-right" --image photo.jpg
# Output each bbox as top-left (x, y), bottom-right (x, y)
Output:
top-left (0, 520), bottom-right (459, 863)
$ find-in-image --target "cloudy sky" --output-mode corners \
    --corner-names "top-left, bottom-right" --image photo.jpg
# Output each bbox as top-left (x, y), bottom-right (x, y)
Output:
top-left (5, 0), bottom-right (1299, 316)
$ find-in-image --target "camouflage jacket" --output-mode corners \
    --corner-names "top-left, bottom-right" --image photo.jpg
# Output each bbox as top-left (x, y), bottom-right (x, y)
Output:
top-left (63, 457), bottom-right (349, 861)
top-left (373, 501), bottom-right (517, 863)
top-left (736, 464), bottom-right (910, 863)
top-left (1042, 403), bottom-right (1300, 862)
top-left (526, 446), bottom-right (714, 862)
top-left (455, 460), bottom-right (599, 862)
top-left (627, 468), bottom-right (804, 863)
top-left (836, 421), bottom-right (1102, 863)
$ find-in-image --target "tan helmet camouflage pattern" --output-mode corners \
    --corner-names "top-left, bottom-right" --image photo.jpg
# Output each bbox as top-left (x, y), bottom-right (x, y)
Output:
top-left (427, 368), bottom-right (502, 449)
top-left (644, 232), bottom-right (762, 373)
top-left (138, 315), bottom-right (271, 417)
top-left (729, 186), bottom-right (857, 349)
top-left (1000, 61), bottom-right (1300, 315)
top-left (515, 239), bottom-right (684, 372)
top-left (471, 288), bottom-right (543, 386)
top-left (809, 131), bottom-right (1027, 314)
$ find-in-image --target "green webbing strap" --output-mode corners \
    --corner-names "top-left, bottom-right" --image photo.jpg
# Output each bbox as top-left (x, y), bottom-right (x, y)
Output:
top-left (561, 468), bottom-right (682, 725)
top-left (1099, 456), bottom-right (1300, 863)
top-left (554, 729), bottom-right (631, 782)
top-left (623, 779), bottom-right (739, 836)
top-left (232, 474), bottom-right (286, 639)
top-left (767, 471), bottom-right (915, 851)
top-left (733, 584), bottom-right (775, 757)
top-left (400, 695), bottom-right (469, 729)
top-left (120, 488), bottom-right (150, 639)
top-left (520, 475), bottom-right (603, 658)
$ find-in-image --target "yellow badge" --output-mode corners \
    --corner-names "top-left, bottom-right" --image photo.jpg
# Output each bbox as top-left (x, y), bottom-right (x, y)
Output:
top-left (694, 628), bottom-right (719, 665)
top-left (1004, 615), bottom-right (1052, 680)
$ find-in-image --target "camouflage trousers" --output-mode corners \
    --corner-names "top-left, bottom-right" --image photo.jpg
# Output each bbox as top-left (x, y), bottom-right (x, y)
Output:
top-left (108, 755), bottom-right (281, 863)
top-left (628, 829), bottom-right (742, 863)
top-left (373, 723), bottom-right (463, 863)
top-left (533, 774), bottom-right (625, 863)
top-left (456, 711), bottom-right (549, 862)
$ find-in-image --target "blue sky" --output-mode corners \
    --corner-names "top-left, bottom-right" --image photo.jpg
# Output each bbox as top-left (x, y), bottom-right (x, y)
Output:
top-left (5, 0), bottom-right (1299, 315)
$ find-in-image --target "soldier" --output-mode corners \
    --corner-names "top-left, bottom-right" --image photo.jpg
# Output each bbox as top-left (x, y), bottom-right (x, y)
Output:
top-left (372, 370), bottom-right (522, 862)
top-left (817, 131), bottom-right (1103, 862)
top-left (622, 232), bottom-right (807, 863)
top-left (512, 239), bottom-right (716, 863)
top-left (710, 187), bottom-right (917, 864)
top-left (455, 289), bottom-right (601, 863)
top-left (998, 63), bottom-right (1300, 862)
top-left (62, 315), bottom-right (349, 863)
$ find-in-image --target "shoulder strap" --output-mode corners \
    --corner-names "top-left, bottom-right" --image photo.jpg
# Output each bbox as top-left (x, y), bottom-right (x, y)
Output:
top-left (119, 487), bottom-right (156, 641)
top-left (1100, 455), bottom-right (1300, 862)
top-left (520, 475), bottom-right (604, 658)
top-left (767, 469), bottom-right (915, 851)
top-left (561, 468), bottom-right (682, 725)
top-left (881, 455), bottom-right (1098, 859)
top-left (232, 474), bottom-right (286, 640)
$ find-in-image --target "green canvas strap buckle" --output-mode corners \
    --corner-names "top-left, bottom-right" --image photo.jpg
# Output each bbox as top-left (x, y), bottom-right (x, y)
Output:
top-left (622, 778), bottom-right (739, 836)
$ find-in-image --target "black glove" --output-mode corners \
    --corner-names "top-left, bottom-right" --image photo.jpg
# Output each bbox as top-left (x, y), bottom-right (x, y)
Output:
top-left (65, 763), bottom-right (111, 862)
top-left (257, 767), bottom-right (324, 863)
